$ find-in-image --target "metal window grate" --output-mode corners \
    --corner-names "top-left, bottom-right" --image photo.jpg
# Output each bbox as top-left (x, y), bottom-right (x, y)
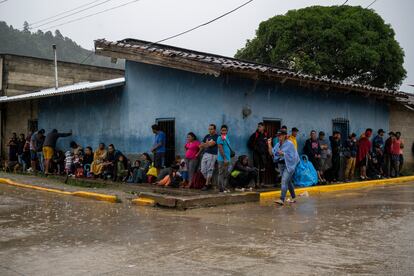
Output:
top-left (27, 119), bottom-right (38, 133)
top-left (332, 118), bottom-right (349, 145)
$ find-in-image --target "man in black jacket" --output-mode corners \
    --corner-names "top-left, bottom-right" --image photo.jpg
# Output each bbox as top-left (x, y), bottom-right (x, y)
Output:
top-left (304, 130), bottom-right (322, 182)
top-left (329, 131), bottom-right (342, 182)
top-left (248, 122), bottom-right (269, 187)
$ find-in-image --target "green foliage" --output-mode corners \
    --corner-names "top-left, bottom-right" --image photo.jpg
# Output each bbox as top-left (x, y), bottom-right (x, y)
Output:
top-left (235, 6), bottom-right (406, 89)
top-left (0, 21), bottom-right (123, 69)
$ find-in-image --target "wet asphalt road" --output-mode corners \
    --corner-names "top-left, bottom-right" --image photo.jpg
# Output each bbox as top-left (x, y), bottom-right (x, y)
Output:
top-left (1, 183), bottom-right (414, 276)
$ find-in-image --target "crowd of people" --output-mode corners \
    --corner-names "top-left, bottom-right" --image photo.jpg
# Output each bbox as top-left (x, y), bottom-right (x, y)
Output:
top-left (4, 122), bottom-right (411, 202)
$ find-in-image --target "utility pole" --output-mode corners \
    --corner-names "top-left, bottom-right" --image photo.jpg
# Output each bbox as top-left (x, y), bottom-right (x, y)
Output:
top-left (52, 44), bottom-right (58, 89)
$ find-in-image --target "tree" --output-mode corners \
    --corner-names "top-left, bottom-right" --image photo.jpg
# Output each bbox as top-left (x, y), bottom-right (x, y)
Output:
top-left (0, 21), bottom-right (124, 69)
top-left (22, 21), bottom-right (30, 33)
top-left (235, 6), bottom-right (406, 89)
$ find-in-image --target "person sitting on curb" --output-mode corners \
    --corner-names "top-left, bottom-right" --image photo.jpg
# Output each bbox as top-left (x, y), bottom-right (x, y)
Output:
top-left (268, 129), bottom-right (300, 206)
top-left (229, 155), bottom-right (258, 191)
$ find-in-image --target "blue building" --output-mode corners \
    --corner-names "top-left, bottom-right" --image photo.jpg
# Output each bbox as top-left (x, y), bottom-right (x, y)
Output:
top-left (1, 38), bottom-right (411, 173)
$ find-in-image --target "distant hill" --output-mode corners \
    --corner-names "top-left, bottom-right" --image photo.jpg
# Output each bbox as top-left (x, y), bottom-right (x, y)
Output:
top-left (0, 21), bottom-right (124, 69)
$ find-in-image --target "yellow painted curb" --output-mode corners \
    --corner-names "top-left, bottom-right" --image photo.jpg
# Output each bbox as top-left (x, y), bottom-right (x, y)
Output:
top-left (0, 177), bottom-right (119, 203)
top-left (260, 175), bottom-right (414, 199)
top-left (72, 191), bottom-right (119, 203)
top-left (132, 197), bottom-right (155, 206)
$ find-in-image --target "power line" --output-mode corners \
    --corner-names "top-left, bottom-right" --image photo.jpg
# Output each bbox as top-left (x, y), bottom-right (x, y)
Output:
top-left (366, 0), bottom-right (378, 8)
top-left (80, 51), bottom-right (95, 64)
top-left (30, 0), bottom-right (115, 30)
top-left (28, 0), bottom-right (104, 26)
top-left (0, 0), bottom-right (9, 4)
top-left (152, 0), bottom-right (254, 45)
top-left (41, 0), bottom-right (142, 32)
top-left (341, 0), bottom-right (349, 5)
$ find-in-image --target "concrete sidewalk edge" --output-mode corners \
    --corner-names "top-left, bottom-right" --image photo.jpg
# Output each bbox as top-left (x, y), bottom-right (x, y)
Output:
top-left (260, 176), bottom-right (414, 199)
top-left (0, 177), bottom-right (120, 203)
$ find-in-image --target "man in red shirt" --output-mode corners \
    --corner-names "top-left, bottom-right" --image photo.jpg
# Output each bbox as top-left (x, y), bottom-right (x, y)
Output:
top-left (391, 132), bottom-right (403, 176)
top-left (357, 128), bottom-right (373, 180)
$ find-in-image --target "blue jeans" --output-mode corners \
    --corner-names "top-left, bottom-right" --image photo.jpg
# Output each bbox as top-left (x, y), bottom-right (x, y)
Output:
top-left (278, 163), bottom-right (296, 201)
top-left (18, 154), bottom-right (27, 171)
top-left (37, 152), bottom-right (44, 172)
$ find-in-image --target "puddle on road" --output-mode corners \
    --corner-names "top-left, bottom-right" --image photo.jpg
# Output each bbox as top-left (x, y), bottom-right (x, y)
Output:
top-left (1, 183), bottom-right (414, 275)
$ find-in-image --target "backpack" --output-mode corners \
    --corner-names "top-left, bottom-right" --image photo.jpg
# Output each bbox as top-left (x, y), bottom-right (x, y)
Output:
top-left (190, 170), bottom-right (206, 189)
top-left (147, 163), bottom-right (158, 177)
top-left (293, 155), bottom-right (318, 187)
top-left (75, 167), bottom-right (84, 178)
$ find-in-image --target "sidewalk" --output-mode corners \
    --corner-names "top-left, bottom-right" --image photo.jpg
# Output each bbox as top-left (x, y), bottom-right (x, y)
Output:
top-left (0, 172), bottom-right (260, 209)
top-left (1, 172), bottom-right (413, 210)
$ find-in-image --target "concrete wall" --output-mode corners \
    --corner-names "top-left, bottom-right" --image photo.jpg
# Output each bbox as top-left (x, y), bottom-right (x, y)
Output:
top-left (389, 104), bottom-right (414, 172)
top-left (36, 60), bottom-right (390, 158)
top-left (1, 54), bottom-right (124, 96)
top-left (38, 87), bottom-right (123, 152)
top-left (1, 100), bottom-right (38, 157)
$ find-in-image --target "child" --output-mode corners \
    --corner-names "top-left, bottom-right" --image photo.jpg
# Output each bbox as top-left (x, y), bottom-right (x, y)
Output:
top-left (177, 155), bottom-right (189, 187)
top-left (72, 153), bottom-right (84, 178)
top-left (52, 150), bottom-right (65, 175)
top-left (64, 151), bottom-right (74, 175)
top-left (128, 160), bottom-right (141, 183)
top-left (156, 165), bottom-right (182, 188)
top-left (116, 155), bottom-right (129, 182)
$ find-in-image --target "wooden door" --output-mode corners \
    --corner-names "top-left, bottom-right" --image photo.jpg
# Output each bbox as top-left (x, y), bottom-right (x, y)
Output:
top-left (263, 119), bottom-right (281, 185)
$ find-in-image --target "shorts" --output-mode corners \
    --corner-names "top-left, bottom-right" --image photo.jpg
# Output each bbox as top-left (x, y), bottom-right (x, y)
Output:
top-left (181, 171), bottom-right (189, 181)
top-left (359, 155), bottom-right (369, 168)
top-left (42, 146), bottom-right (54, 160)
top-left (154, 152), bottom-right (165, 169)
top-left (30, 150), bottom-right (37, 161)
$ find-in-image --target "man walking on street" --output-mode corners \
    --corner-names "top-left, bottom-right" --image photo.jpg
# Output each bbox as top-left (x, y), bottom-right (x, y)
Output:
top-left (248, 122), bottom-right (269, 188)
top-left (217, 125), bottom-right (232, 193)
top-left (43, 129), bottom-right (72, 175)
top-left (268, 129), bottom-right (299, 205)
top-left (200, 124), bottom-right (219, 191)
top-left (150, 124), bottom-right (166, 174)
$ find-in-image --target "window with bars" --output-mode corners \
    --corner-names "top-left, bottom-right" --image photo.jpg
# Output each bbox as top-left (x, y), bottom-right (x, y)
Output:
top-left (332, 118), bottom-right (349, 145)
top-left (27, 119), bottom-right (38, 133)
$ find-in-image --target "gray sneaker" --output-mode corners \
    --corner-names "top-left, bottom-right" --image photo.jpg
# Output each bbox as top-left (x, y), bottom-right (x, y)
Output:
top-left (274, 199), bottom-right (284, 205)
top-left (287, 198), bottom-right (297, 203)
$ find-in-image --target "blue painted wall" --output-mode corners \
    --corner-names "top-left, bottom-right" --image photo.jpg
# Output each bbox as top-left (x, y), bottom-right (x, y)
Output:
top-left (38, 60), bottom-right (390, 156)
top-left (38, 86), bottom-right (124, 151)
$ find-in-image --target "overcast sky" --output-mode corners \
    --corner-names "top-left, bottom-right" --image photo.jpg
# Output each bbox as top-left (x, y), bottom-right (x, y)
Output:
top-left (1, 0), bottom-right (413, 92)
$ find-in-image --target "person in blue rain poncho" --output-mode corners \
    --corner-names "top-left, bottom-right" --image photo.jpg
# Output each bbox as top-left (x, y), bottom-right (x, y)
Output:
top-left (268, 129), bottom-right (300, 205)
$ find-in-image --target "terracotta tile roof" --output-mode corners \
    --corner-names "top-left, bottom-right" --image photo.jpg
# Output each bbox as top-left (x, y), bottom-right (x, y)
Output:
top-left (95, 38), bottom-right (407, 99)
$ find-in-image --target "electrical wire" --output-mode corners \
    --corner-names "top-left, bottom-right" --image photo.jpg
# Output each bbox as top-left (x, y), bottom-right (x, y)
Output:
top-left (366, 0), bottom-right (378, 8)
top-left (341, 0), bottom-right (349, 5)
top-left (152, 0), bottom-right (254, 45)
top-left (41, 0), bottom-right (142, 32)
top-left (80, 51), bottom-right (95, 64)
top-left (28, 0), bottom-right (104, 26)
top-left (0, 0), bottom-right (9, 4)
top-left (30, 0), bottom-right (115, 30)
